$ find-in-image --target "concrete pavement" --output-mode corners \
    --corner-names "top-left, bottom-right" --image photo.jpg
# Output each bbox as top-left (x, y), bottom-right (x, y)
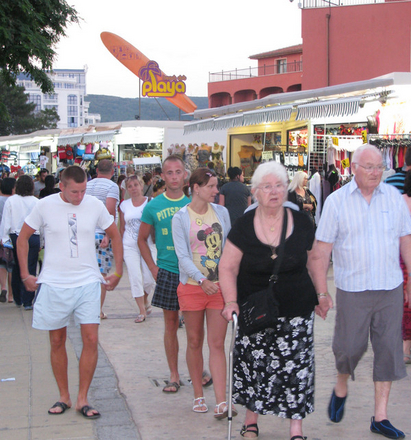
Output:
top-left (1, 266), bottom-right (410, 439)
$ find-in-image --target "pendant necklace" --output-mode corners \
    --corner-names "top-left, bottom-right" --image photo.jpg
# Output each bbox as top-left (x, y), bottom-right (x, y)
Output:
top-left (258, 208), bottom-right (283, 260)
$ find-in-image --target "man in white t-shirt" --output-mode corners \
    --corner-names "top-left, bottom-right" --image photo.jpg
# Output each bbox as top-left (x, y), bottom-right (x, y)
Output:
top-left (86, 159), bottom-right (119, 319)
top-left (16, 166), bottom-right (123, 419)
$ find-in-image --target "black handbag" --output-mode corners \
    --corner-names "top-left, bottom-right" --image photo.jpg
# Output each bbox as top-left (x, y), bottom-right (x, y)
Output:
top-left (238, 208), bottom-right (288, 336)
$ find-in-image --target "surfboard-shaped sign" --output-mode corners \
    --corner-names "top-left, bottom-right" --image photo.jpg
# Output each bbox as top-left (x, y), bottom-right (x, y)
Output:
top-left (100, 32), bottom-right (197, 114)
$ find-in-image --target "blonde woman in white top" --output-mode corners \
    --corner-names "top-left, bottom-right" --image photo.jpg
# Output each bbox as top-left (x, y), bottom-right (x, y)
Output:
top-left (119, 175), bottom-right (156, 322)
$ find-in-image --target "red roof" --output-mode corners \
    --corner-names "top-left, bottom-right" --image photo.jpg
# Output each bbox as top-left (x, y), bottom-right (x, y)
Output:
top-left (249, 44), bottom-right (303, 60)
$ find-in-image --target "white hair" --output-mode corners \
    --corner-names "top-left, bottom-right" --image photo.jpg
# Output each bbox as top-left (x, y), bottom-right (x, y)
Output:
top-left (288, 171), bottom-right (308, 192)
top-left (352, 144), bottom-right (382, 164)
top-left (251, 161), bottom-right (289, 190)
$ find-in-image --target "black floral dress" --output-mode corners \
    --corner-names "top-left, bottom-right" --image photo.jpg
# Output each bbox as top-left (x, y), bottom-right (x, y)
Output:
top-left (228, 208), bottom-right (317, 419)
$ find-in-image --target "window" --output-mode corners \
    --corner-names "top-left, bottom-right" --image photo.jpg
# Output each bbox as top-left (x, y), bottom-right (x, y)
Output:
top-left (67, 116), bottom-right (78, 127)
top-left (67, 94), bottom-right (78, 119)
top-left (28, 94), bottom-right (41, 112)
top-left (67, 95), bottom-right (77, 105)
top-left (277, 59), bottom-right (287, 74)
top-left (45, 94), bottom-right (58, 102)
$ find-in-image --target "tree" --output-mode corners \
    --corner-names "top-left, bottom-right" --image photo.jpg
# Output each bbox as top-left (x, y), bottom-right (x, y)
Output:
top-left (0, 78), bottom-right (59, 136)
top-left (0, 0), bottom-right (79, 94)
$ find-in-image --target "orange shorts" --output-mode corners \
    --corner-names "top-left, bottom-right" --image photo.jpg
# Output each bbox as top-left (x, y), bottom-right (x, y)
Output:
top-left (177, 282), bottom-right (224, 312)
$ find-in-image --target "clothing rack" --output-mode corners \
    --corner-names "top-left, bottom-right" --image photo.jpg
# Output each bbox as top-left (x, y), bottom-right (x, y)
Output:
top-left (368, 134), bottom-right (411, 171)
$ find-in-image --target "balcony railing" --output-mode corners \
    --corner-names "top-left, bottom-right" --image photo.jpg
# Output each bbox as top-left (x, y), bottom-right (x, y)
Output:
top-left (301, 0), bottom-right (385, 8)
top-left (209, 61), bottom-right (302, 83)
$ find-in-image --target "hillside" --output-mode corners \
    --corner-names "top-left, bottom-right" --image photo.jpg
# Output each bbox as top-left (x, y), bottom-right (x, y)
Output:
top-left (86, 95), bottom-right (209, 122)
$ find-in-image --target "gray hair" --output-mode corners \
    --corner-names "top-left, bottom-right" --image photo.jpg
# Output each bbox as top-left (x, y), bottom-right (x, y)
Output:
top-left (352, 144), bottom-right (382, 164)
top-left (288, 170), bottom-right (308, 192)
top-left (251, 161), bottom-right (289, 190)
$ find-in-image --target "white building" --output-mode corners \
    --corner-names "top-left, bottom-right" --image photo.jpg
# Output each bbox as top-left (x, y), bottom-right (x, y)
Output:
top-left (16, 67), bottom-right (100, 129)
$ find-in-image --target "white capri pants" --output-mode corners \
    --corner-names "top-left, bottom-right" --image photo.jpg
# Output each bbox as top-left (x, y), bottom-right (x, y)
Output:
top-left (124, 244), bottom-right (157, 298)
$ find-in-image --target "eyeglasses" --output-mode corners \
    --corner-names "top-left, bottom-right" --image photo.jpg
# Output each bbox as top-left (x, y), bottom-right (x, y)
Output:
top-left (354, 163), bottom-right (385, 173)
top-left (258, 183), bottom-right (285, 193)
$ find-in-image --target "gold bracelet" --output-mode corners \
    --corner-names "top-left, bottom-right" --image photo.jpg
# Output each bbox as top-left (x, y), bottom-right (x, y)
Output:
top-left (113, 272), bottom-right (122, 279)
top-left (224, 301), bottom-right (237, 307)
top-left (317, 292), bottom-right (329, 298)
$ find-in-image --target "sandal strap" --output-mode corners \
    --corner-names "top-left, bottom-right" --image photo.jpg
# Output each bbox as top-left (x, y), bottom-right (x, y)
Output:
top-left (290, 436), bottom-right (307, 440)
top-left (240, 423), bottom-right (259, 436)
top-left (193, 397), bottom-right (208, 412)
top-left (215, 401), bottom-right (227, 410)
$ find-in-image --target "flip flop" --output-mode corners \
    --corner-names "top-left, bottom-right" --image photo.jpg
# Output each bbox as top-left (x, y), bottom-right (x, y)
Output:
top-left (48, 401), bottom-right (70, 415)
top-left (100, 312), bottom-right (107, 319)
top-left (134, 314), bottom-right (146, 323)
top-left (78, 405), bottom-right (101, 419)
top-left (162, 381), bottom-right (180, 393)
top-left (202, 371), bottom-right (213, 387)
top-left (0, 290), bottom-right (7, 303)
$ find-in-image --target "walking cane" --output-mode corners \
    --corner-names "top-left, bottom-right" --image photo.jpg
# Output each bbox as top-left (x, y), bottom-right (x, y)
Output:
top-left (227, 312), bottom-right (238, 440)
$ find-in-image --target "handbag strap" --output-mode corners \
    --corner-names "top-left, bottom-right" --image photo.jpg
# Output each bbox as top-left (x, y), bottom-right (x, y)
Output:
top-left (269, 207), bottom-right (288, 284)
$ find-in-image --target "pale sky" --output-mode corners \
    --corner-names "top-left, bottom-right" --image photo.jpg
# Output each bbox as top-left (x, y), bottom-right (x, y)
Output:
top-left (53, 0), bottom-right (302, 98)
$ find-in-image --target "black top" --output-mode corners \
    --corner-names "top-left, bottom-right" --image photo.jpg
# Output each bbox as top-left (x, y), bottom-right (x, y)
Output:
top-left (219, 181), bottom-right (251, 226)
top-left (228, 208), bottom-right (318, 317)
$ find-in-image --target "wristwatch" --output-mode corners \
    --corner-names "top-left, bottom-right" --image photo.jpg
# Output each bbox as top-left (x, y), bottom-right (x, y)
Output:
top-left (198, 278), bottom-right (206, 286)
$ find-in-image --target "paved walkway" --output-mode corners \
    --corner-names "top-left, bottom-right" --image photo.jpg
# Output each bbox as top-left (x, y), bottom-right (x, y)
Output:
top-left (1, 267), bottom-right (410, 439)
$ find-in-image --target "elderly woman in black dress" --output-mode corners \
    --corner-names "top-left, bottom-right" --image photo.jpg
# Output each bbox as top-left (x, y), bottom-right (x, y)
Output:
top-left (220, 161), bottom-right (319, 440)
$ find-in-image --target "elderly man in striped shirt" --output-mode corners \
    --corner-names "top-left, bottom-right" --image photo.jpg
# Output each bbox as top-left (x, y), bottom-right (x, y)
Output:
top-left (308, 144), bottom-right (411, 440)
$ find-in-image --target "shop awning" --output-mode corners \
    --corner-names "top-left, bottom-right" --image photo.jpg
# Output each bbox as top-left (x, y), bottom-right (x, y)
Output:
top-left (184, 104), bottom-right (294, 134)
top-left (295, 97), bottom-right (361, 120)
top-left (57, 133), bottom-right (84, 145)
top-left (243, 105), bottom-right (293, 126)
top-left (19, 142), bottom-right (40, 153)
top-left (82, 130), bottom-right (117, 144)
top-left (184, 118), bottom-right (215, 134)
top-left (213, 114), bottom-right (244, 130)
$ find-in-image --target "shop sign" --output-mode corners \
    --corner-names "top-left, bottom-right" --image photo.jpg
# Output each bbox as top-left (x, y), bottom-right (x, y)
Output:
top-left (140, 61), bottom-right (187, 98)
top-left (341, 158), bottom-right (350, 169)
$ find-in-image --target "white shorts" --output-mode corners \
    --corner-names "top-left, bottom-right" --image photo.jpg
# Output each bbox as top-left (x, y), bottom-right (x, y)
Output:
top-left (33, 282), bottom-right (101, 330)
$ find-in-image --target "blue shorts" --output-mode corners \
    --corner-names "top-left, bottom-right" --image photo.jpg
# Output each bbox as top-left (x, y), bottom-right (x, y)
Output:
top-left (33, 282), bottom-right (101, 330)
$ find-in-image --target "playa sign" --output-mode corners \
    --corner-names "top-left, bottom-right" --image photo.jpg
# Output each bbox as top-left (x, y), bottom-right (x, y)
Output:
top-left (140, 60), bottom-right (186, 98)
top-left (100, 32), bottom-right (197, 114)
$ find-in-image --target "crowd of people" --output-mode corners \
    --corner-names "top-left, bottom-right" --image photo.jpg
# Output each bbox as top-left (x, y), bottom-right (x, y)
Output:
top-left (0, 145), bottom-right (410, 440)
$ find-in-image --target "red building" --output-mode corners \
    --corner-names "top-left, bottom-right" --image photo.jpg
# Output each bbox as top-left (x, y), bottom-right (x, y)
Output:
top-left (208, 0), bottom-right (411, 108)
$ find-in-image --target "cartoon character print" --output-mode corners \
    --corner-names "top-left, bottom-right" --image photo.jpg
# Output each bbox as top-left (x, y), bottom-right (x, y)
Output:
top-left (197, 222), bottom-right (222, 281)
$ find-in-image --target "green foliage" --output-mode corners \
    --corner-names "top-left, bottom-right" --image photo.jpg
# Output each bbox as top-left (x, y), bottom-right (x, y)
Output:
top-left (0, 0), bottom-right (79, 93)
top-left (87, 95), bottom-right (209, 123)
top-left (0, 78), bottom-right (60, 135)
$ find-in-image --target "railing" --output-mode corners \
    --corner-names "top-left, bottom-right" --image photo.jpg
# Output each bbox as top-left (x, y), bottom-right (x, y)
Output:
top-left (209, 61), bottom-right (302, 83)
top-left (301, 0), bottom-right (386, 8)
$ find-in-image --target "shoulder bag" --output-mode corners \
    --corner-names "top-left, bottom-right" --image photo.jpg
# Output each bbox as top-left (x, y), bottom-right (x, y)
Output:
top-left (238, 208), bottom-right (288, 336)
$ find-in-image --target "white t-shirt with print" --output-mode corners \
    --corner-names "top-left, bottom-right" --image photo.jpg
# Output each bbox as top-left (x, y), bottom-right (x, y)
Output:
top-left (120, 197), bottom-right (153, 250)
top-left (25, 193), bottom-right (114, 288)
